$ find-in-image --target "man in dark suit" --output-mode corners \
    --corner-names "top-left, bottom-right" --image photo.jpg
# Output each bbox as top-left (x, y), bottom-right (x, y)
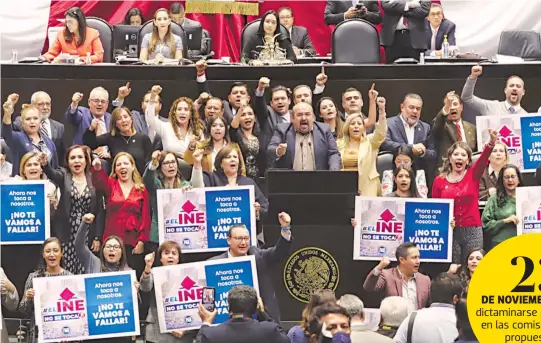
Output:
top-left (363, 242), bottom-right (431, 312)
top-left (278, 7), bottom-right (316, 56)
top-left (380, 0), bottom-right (430, 64)
top-left (209, 212), bottom-right (293, 323)
top-left (12, 91), bottom-right (65, 160)
top-left (112, 83), bottom-right (166, 151)
top-left (170, 2), bottom-right (211, 57)
top-left (380, 93), bottom-right (436, 174)
top-left (324, 0), bottom-right (382, 25)
top-left (268, 102), bottom-right (341, 171)
top-left (196, 285), bottom-right (289, 343)
top-left (425, 3), bottom-right (456, 56)
top-left (431, 91), bottom-right (477, 169)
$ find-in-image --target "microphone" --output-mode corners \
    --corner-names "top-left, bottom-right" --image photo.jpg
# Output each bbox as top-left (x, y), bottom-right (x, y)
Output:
top-left (300, 141), bottom-right (304, 170)
top-left (308, 141), bottom-right (316, 169)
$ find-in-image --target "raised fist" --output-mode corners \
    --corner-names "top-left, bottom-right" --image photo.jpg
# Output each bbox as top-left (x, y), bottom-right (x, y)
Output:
top-left (377, 256), bottom-right (391, 270)
top-left (82, 213), bottom-right (95, 224)
top-left (195, 60), bottom-right (208, 73)
top-left (470, 65), bottom-right (483, 79)
top-left (72, 92), bottom-right (84, 105)
top-left (258, 77), bottom-right (270, 90)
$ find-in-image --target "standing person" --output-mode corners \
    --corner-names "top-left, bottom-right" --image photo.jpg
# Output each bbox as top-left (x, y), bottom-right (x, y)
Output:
top-left (1, 268), bottom-right (19, 343)
top-left (92, 152), bottom-right (151, 277)
top-left (432, 129), bottom-right (498, 264)
top-left (317, 97), bottom-right (345, 139)
top-left (19, 238), bottom-right (73, 343)
top-left (140, 8), bottom-right (183, 63)
top-left (229, 102), bottom-right (262, 181)
top-left (482, 164), bottom-right (523, 250)
top-left (447, 248), bottom-right (485, 292)
top-left (337, 294), bottom-right (393, 342)
top-left (124, 8), bottom-right (145, 25)
top-left (323, 0), bottom-right (382, 26)
top-left (288, 290), bottom-right (337, 343)
top-left (380, 0), bottom-right (431, 64)
top-left (387, 166), bottom-right (420, 198)
top-left (461, 65), bottom-right (527, 115)
top-left (479, 142), bottom-right (508, 201)
top-left (42, 146), bottom-right (104, 274)
top-left (140, 242), bottom-right (195, 343)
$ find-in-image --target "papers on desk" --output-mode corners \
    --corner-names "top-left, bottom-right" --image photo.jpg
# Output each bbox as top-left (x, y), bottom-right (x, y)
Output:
top-left (495, 54), bottom-right (525, 63)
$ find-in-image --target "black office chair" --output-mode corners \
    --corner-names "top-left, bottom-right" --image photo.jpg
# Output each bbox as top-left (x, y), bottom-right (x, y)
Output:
top-left (188, 28), bottom-right (215, 60)
top-left (497, 30), bottom-right (541, 61)
top-left (86, 17), bottom-right (114, 63)
top-left (137, 20), bottom-right (189, 60)
top-left (471, 151), bottom-right (481, 167)
top-left (240, 19), bottom-right (290, 57)
top-left (178, 159), bottom-right (193, 180)
top-left (376, 151), bottom-right (394, 181)
top-left (332, 19), bottom-right (380, 64)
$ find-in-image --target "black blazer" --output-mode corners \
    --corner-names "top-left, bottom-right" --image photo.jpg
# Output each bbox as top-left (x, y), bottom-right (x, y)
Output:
top-left (43, 165), bottom-right (105, 243)
top-left (324, 0), bottom-right (382, 25)
top-left (380, 0), bottom-right (430, 49)
top-left (195, 317), bottom-right (289, 343)
top-left (208, 234), bottom-right (293, 323)
top-left (13, 116), bottom-right (66, 161)
top-left (241, 34), bottom-right (297, 64)
top-left (290, 26), bottom-right (316, 56)
top-left (425, 18), bottom-right (457, 54)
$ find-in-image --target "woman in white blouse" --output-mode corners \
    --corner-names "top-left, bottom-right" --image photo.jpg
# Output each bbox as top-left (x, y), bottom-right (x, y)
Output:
top-left (145, 85), bottom-right (205, 159)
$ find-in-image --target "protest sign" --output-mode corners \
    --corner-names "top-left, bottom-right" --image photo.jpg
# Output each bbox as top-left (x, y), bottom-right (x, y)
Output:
top-left (157, 186), bottom-right (256, 252)
top-left (354, 196), bottom-right (454, 262)
top-left (516, 186), bottom-right (541, 235)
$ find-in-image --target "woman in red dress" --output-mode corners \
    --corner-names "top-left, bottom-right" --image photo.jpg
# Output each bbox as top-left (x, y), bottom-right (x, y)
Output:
top-left (92, 151), bottom-right (150, 276)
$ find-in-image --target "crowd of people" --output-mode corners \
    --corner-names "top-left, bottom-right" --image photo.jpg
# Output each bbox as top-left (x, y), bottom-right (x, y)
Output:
top-left (2, 2), bottom-right (541, 343)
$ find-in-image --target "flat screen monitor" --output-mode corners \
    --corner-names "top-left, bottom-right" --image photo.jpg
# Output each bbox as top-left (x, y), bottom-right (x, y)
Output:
top-left (113, 25), bottom-right (141, 56)
top-left (183, 23), bottom-right (202, 51)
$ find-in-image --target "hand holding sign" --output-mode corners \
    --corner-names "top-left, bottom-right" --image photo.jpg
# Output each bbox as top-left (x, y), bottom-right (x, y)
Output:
top-left (26, 288), bottom-right (35, 299)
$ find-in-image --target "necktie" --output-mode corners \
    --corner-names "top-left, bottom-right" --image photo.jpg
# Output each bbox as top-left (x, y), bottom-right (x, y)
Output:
top-left (509, 107), bottom-right (516, 114)
top-left (40, 120), bottom-right (49, 139)
top-left (403, 17), bottom-right (408, 27)
top-left (431, 31), bottom-right (437, 51)
top-left (95, 118), bottom-right (104, 136)
top-left (455, 122), bottom-right (463, 142)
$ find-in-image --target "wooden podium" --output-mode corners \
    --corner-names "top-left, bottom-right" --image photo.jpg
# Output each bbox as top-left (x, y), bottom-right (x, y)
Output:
top-left (185, 0), bottom-right (259, 15)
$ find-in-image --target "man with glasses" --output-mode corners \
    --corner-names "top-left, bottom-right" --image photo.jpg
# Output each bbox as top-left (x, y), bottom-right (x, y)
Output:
top-left (424, 3), bottom-right (456, 57)
top-left (209, 212), bottom-right (293, 324)
top-left (278, 7), bottom-right (316, 57)
top-left (12, 91), bottom-right (66, 160)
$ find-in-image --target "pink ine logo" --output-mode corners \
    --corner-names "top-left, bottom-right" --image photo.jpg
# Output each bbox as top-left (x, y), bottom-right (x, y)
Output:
top-left (56, 288), bottom-right (84, 312)
top-left (178, 276), bottom-right (203, 302)
top-left (498, 125), bottom-right (520, 148)
top-left (376, 209), bottom-right (403, 234)
top-left (178, 200), bottom-right (205, 225)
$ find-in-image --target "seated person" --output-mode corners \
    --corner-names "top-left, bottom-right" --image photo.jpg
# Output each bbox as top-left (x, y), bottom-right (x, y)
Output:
top-left (124, 8), bottom-right (145, 25)
top-left (278, 7), bottom-right (316, 57)
top-left (41, 7), bottom-right (104, 64)
top-left (170, 2), bottom-right (212, 57)
top-left (267, 102), bottom-right (341, 171)
top-left (324, 0), bottom-right (382, 25)
top-left (425, 3), bottom-right (456, 56)
top-left (241, 10), bottom-right (296, 65)
top-left (139, 8), bottom-right (183, 63)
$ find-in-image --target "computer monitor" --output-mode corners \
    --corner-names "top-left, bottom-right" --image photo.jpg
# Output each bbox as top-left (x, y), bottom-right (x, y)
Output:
top-left (183, 23), bottom-right (203, 51)
top-left (113, 25), bottom-right (141, 57)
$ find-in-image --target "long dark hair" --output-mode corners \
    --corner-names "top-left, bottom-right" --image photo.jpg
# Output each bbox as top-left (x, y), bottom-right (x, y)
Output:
top-left (316, 96), bottom-right (345, 139)
top-left (459, 247), bottom-right (485, 289)
top-left (64, 145), bottom-right (92, 174)
top-left (393, 166), bottom-right (420, 198)
top-left (203, 116), bottom-right (231, 151)
top-left (64, 7), bottom-right (87, 46)
top-left (100, 235), bottom-right (129, 272)
top-left (124, 8), bottom-right (145, 25)
top-left (257, 11), bottom-right (283, 39)
top-left (300, 289), bottom-right (336, 331)
top-left (36, 237), bottom-right (64, 277)
top-left (496, 164), bottom-right (523, 206)
top-left (156, 152), bottom-right (187, 189)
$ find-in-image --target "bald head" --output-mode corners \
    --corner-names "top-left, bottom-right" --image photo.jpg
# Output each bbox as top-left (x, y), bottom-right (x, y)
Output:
top-left (292, 102), bottom-right (314, 134)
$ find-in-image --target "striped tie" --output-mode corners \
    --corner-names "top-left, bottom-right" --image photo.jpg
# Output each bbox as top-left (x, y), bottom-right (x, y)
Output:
top-left (40, 120), bottom-right (49, 139)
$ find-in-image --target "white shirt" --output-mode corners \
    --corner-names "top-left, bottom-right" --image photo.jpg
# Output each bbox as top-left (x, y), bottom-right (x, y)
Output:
top-left (372, 267), bottom-right (418, 314)
top-left (430, 25), bottom-right (439, 52)
top-left (394, 303), bottom-right (458, 343)
top-left (399, 114), bottom-right (416, 145)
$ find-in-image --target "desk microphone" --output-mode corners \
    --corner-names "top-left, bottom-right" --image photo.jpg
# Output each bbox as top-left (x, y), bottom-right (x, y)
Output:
top-left (308, 141), bottom-right (316, 169)
top-left (300, 141), bottom-right (304, 169)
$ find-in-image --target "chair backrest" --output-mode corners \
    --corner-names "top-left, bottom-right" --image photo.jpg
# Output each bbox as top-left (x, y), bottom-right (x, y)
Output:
top-left (471, 152), bottom-right (481, 167)
top-left (240, 19), bottom-right (290, 56)
top-left (86, 17), bottom-right (113, 63)
top-left (178, 159), bottom-right (193, 180)
top-left (376, 151), bottom-right (394, 180)
top-left (497, 30), bottom-right (541, 60)
top-left (332, 19), bottom-right (380, 64)
top-left (48, 26), bottom-right (63, 48)
top-left (138, 20), bottom-right (188, 59)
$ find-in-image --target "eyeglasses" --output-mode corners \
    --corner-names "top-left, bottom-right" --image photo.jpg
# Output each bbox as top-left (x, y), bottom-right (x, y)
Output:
top-left (90, 99), bottom-right (108, 105)
top-left (162, 160), bottom-right (176, 166)
top-left (503, 175), bottom-right (517, 180)
top-left (279, 15), bottom-right (292, 19)
top-left (104, 244), bottom-right (121, 251)
top-left (231, 236), bottom-right (250, 242)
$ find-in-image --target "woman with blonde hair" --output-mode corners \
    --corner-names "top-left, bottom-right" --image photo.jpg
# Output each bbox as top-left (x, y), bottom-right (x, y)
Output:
top-left (433, 129), bottom-right (498, 264)
top-left (337, 85), bottom-right (387, 196)
top-left (19, 152), bottom-right (60, 211)
top-left (92, 151), bottom-right (150, 277)
top-left (479, 141), bottom-right (509, 201)
top-left (145, 85), bottom-right (205, 159)
top-left (2, 95), bottom-right (58, 175)
top-left (83, 106), bottom-right (152, 175)
top-left (139, 8), bottom-right (183, 63)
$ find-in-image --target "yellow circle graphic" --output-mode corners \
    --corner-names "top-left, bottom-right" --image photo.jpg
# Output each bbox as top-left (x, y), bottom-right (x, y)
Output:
top-left (283, 247), bottom-right (340, 303)
top-left (468, 234), bottom-right (541, 342)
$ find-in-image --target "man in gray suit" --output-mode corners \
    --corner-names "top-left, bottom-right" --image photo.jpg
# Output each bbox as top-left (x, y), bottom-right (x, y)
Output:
top-left (12, 91), bottom-right (66, 160)
top-left (380, 0), bottom-right (431, 64)
top-left (267, 102), bottom-right (341, 170)
top-left (324, 0), bottom-right (382, 25)
top-left (461, 65), bottom-right (527, 115)
top-left (278, 7), bottom-right (316, 57)
top-left (170, 2), bottom-right (211, 57)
